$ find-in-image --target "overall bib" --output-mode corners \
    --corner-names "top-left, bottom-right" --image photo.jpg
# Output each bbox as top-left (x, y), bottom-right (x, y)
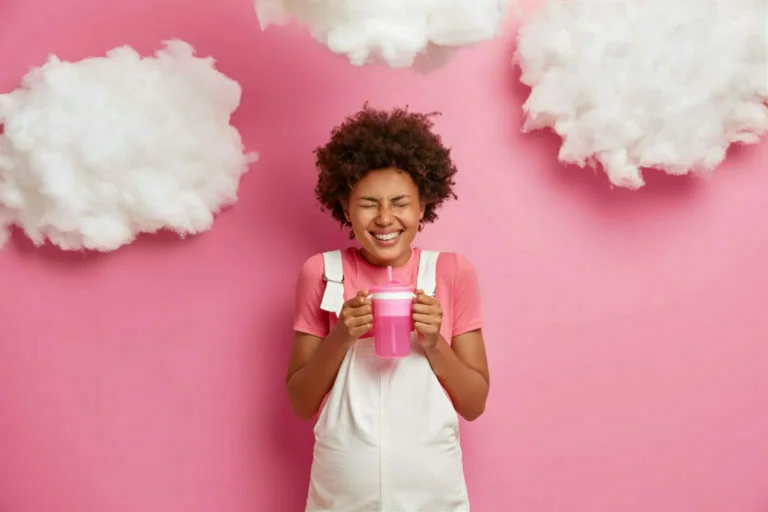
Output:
top-left (306, 250), bottom-right (470, 512)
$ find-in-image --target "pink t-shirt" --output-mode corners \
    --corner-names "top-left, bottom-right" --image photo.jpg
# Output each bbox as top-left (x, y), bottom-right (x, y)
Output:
top-left (293, 247), bottom-right (482, 342)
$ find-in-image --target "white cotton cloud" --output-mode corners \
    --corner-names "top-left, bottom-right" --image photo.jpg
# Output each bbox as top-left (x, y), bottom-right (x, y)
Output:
top-left (255, 0), bottom-right (511, 71)
top-left (514, 0), bottom-right (768, 189)
top-left (0, 39), bottom-right (256, 252)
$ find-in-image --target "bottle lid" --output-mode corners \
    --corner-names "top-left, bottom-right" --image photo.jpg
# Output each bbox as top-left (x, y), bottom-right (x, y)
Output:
top-left (370, 279), bottom-right (415, 297)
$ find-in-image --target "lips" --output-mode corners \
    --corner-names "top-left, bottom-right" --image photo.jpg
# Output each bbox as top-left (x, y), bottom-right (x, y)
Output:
top-left (371, 231), bottom-right (402, 244)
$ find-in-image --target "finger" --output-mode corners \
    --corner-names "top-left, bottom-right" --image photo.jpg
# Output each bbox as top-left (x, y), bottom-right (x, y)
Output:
top-left (412, 303), bottom-right (441, 315)
top-left (348, 314), bottom-right (373, 327)
top-left (351, 316), bottom-right (373, 330)
top-left (345, 303), bottom-right (372, 316)
top-left (347, 293), bottom-right (371, 308)
top-left (412, 313), bottom-right (439, 325)
top-left (413, 321), bottom-right (438, 333)
top-left (353, 293), bottom-right (371, 306)
top-left (413, 293), bottom-right (437, 305)
top-left (351, 326), bottom-right (373, 339)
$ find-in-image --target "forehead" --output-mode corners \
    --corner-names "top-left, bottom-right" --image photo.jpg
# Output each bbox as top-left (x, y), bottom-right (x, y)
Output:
top-left (351, 168), bottom-right (418, 197)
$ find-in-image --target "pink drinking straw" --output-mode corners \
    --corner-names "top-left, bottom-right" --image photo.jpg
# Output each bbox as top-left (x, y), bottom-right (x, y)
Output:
top-left (387, 265), bottom-right (393, 282)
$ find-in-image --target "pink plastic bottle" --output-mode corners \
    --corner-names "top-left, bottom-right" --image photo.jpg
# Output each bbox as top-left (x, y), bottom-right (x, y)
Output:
top-left (370, 279), bottom-right (415, 359)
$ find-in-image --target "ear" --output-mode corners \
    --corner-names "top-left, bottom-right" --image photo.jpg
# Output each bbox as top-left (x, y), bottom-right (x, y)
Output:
top-left (341, 200), bottom-right (351, 222)
top-left (418, 200), bottom-right (426, 221)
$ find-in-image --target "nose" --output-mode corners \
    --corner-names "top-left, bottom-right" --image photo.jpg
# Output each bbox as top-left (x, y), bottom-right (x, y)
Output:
top-left (375, 204), bottom-right (394, 225)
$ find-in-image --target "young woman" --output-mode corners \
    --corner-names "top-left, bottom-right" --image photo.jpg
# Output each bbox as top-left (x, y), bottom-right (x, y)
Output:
top-left (287, 104), bottom-right (489, 511)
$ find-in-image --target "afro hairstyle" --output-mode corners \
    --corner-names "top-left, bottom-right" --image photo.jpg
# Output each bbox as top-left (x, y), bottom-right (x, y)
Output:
top-left (314, 103), bottom-right (459, 230)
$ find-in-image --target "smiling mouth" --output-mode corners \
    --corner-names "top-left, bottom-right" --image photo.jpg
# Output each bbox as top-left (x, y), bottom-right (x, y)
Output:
top-left (371, 231), bottom-right (402, 243)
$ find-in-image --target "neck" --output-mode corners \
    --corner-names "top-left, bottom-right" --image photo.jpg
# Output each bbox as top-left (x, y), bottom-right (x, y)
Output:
top-left (360, 246), bottom-right (412, 268)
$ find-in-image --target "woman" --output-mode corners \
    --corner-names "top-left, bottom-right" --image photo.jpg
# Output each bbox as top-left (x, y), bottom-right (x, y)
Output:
top-left (287, 104), bottom-right (490, 511)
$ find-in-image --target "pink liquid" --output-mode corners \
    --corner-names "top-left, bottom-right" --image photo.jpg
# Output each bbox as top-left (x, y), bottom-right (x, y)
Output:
top-left (373, 315), bottom-right (412, 358)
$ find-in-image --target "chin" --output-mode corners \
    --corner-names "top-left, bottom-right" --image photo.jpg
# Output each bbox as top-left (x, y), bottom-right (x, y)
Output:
top-left (361, 230), bottom-right (414, 265)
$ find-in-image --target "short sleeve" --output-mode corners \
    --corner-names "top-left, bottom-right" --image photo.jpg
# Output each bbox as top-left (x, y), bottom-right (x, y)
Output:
top-left (293, 254), bottom-right (330, 338)
top-left (451, 253), bottom-right (483, 337)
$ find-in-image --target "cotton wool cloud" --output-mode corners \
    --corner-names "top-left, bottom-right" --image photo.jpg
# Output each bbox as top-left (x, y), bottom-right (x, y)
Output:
top-left (255, 0), bottom-right (511, 71)
top-left (0, 40), bottom-right (256, 252)
top-left (515, 0), bottom-right (768, 189)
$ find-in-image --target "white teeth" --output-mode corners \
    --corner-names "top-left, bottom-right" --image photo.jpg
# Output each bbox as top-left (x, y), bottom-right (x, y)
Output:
top-left (373, 232), bottom-right (400, 241)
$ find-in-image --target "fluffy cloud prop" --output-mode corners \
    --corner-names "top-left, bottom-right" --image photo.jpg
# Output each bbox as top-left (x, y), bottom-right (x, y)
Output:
top-left (0, 40), bottom-right (256, 252)
top-left (515, 0), bottom-right (768, 188)
top-left (255, 0), bottom-right (511, 71)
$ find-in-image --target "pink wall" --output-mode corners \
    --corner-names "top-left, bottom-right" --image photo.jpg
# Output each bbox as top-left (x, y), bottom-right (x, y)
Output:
top-left (2, 1), bottom-right (767, 511)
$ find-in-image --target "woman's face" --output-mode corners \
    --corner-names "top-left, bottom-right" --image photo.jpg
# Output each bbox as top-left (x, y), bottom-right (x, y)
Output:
top-left (344, 168), bottom-right (425, 268)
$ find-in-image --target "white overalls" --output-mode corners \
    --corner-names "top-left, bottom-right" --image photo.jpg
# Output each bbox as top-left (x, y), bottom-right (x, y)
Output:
top-left (306, 250), bottom-right (470, 512)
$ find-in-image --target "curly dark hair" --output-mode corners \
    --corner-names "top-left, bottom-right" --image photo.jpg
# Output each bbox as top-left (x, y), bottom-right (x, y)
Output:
top-left (314, 103), bottom-right (458, 228)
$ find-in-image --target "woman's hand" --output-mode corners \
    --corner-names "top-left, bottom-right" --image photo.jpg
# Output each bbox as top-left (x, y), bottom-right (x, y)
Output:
top-left (412, 290), bottom-right (444, 349)
top-left (330, 291), bottom-right (372, 345)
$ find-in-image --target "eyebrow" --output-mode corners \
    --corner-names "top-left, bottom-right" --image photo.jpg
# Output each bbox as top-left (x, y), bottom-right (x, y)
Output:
top-left (359, 194), bottom-right (411, 202)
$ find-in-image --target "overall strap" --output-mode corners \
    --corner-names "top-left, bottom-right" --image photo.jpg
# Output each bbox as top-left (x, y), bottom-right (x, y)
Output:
top-left (319, 250), bottom-right (344, 316)
top-left (416, 250), bottom-right (440, 297)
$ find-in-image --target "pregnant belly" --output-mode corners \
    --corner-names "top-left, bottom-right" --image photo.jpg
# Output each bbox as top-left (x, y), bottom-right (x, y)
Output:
top-left (307, 440), bottom-right (468, 511)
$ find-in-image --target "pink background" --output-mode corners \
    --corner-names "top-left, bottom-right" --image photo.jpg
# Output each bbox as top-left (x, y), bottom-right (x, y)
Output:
top-left (2, 0), bottom-right (768, 511)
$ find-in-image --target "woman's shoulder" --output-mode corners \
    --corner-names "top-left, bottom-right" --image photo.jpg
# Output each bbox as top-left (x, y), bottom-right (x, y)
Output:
top-left (298, 252), bottom-right (324, 277)
top-left (427, 250), bottom-right (478, 283)
top-left (429, 249), bottom-right (475, 268)
top-left (298, 247), bottom-right (358, 279)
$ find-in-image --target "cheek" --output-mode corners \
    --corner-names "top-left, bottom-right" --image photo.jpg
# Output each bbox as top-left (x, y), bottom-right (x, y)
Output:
top-left (349, 209), bottom-right (374, 228)
top-left (400, 208), bottom-right (423, 228)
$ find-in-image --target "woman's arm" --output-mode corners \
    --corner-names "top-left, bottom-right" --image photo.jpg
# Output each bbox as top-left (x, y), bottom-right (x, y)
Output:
top-left (286, 330), bottom-right (354, 420)
top-left (423, 329), bottom-right (489, 421)
top-left (286, 291), bottom-right (373, 420)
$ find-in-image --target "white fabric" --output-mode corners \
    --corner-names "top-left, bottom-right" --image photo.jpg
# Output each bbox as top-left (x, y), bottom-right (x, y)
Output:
top-left (416, 249), bottom-right (439, 297)
top-left (307, 250), bottom-right (469, 512)
top-left (320, 250), bottom-right (345, 316)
